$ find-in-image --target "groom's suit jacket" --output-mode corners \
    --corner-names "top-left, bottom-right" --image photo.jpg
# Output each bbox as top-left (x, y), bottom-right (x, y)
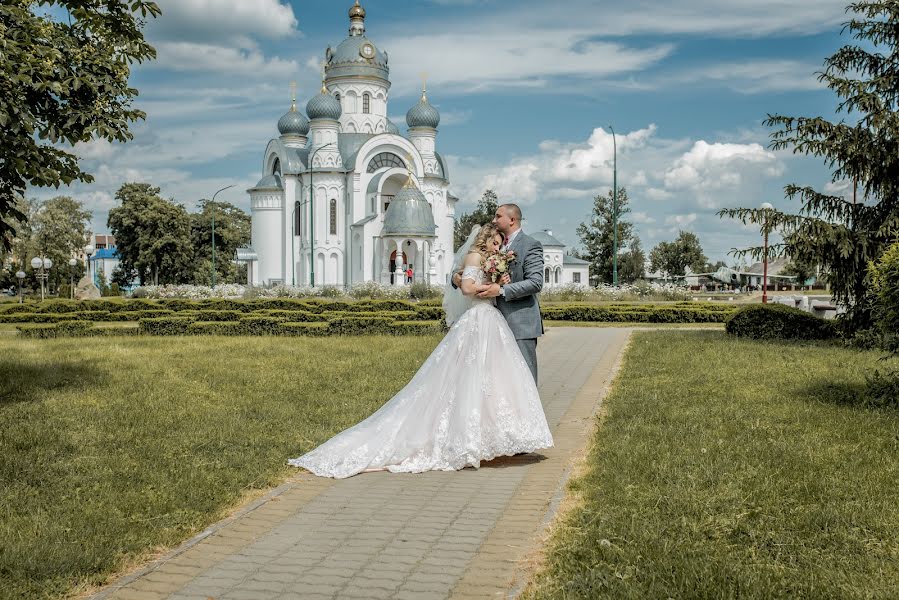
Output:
top-left (497, 231), bottom-right (544, 340)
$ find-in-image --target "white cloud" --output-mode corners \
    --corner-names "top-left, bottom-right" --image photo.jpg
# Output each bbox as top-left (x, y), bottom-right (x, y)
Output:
top-left (385, 31), bottom-right (674, 96)
top-left (663, 140), bottom-right (783, 207)
top-left (151, 0), bottom-right (298, 42)
top-left (151, 40), bottom-right (299, 78)
top-left (632, 211), bottom-right (656, 224)
top-left (480, 162), bottom-right (541, 205)
top-left (665, 213), bottom-right (698, 228)
top-left (655, 60), bottom-right (824, 94)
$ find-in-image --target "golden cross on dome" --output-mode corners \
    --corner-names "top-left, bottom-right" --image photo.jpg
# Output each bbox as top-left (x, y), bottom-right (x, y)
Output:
top-left (420, 72), bottom-right (428, 100)
top-left (320, 61), bottom-right (328, 92)
top-left (289, 81), bottom-right (297, 110)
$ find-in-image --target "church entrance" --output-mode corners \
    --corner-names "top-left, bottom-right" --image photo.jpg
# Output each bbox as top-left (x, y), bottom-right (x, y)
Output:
top-left (389, 250), bottom-right (408, 284)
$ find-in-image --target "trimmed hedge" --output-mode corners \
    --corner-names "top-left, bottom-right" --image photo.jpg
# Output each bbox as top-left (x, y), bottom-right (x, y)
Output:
top-left (16, 320), bottom-right (95, 338)
top-left (280, 322), bottom-right (330, 336)
top-left (725, 304), bottom-right (837, 340)
top-left (541, 303), bottom-right (734, 323)
top-left (138, 317), bottom-right (195, 336)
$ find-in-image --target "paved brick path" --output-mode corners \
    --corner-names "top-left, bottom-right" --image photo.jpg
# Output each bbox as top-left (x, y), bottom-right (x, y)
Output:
top-left (93, 328), bottom-right (631, 600)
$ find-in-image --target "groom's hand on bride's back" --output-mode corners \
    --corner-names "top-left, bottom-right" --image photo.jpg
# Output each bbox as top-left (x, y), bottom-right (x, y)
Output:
top-left (452, 271), bottom-right (462, 288)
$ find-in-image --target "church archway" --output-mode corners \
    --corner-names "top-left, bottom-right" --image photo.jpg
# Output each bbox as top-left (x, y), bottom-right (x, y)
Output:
top-left (389, 250), bottom-right (408, 285)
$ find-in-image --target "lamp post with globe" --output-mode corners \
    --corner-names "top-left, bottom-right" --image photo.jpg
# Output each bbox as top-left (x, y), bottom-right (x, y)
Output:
top-left (16, 270), bottom-right (25, 304)
top-left (31, 256), bottom-right (52, 301)
top-left (84, 244), bottom-right (95, 285)
top-left (68, 258), bottom-right (78, 298)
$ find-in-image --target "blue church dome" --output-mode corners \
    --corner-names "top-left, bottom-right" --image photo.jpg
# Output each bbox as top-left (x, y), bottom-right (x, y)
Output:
top-left (383, 177), bottom-right (436, 236)
top-left (386, 119), bottom-right (400, 135)
top-left (306, 88), bottom-right (342, 121)
top-left (277, 105), bottom-right (309, 135)
top-left (406, 91), bottom-right (440, 129)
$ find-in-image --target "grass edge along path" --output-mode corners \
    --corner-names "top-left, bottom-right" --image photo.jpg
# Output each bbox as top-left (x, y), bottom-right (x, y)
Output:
top-left (523, 330), bottom-right (899, 599)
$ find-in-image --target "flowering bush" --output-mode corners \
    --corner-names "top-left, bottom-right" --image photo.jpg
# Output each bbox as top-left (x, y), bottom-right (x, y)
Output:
top-left (538, 282), bottom-right (692, 303)
top-left (131, 280), bottom-right (691, 303)
top-left (132, 282), bottom-right (444, 301)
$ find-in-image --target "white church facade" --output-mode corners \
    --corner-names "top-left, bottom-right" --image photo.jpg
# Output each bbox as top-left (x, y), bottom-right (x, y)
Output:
top-left (246, 1), bottom-right (456, 288)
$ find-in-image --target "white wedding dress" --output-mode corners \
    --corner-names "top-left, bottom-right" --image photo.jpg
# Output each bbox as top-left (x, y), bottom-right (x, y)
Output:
top-left (288, 266), bottom-right (554, 479)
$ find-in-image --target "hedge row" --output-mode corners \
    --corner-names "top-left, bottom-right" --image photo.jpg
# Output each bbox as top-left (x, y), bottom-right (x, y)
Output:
top-left (541, 303), bottom-right (735, 323)
top-left (16, 322), bottom-right (141, 339)
top-left (0, 297), bottom-right (431, 315)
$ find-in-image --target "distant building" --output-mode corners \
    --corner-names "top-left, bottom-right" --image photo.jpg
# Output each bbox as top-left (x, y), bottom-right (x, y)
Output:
top-left (529, 230), bottom-right (590, 287)
top-left (87, 234), bottom-right (121, 286)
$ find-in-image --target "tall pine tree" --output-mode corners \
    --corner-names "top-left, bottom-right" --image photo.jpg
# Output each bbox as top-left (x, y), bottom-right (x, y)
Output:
top-left (577, 187), bottom-right (636, 284)
top-left (719, 1), bottom-right (899, 330)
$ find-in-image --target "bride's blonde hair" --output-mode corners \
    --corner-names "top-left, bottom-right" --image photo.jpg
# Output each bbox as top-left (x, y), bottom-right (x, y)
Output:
top-left (471, 224), bottom-right (503, 257)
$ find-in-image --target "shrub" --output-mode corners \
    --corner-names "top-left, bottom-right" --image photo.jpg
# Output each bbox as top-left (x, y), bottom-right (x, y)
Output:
top-left (409, 282), bottom-right (443, 300)
top-left (359, 299), bottom-right (417, 312)
top-left (238, 316), bottom-right (285, 335)
top-left (391, 320), bottom-right (443, 335)
top-left (186, 321), bottom-right (245, 336)
top-left (138, 317), bottom-right (195, 336)
top-left (280, 321), bottom-right (330, 336)
top-left (412, 306), bottom-right (445, 321)
top-left (251, 309), bottom-right (327, 322)
top-left (17, 320), bottom-right (94, 338)
top-left (869, 239), bottom-right (899, 355)
top-left (864, 368), bottom-right (899, 409)
top-left (541, 303), bottom-right (733, 323)
top-left (725, 304), bottom-right (837, 340)
top-left (0, 312), bottom-right (84, 323)
top-left (326, 316), bottom-right (396, 335)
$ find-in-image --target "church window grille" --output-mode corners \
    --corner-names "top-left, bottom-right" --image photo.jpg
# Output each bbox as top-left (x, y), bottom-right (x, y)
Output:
top-left (362, 93), bottom-right (371, 114)
top-left (366, 152), bottom-right (406, 173)
top-left (334, 92), bottom-right (341, 103)
top-left (382, 195), bottom-right (394, 212)
top-left (554, 268), bottom-right (560, 284)
top-left (573, 272), bottom-right (581, 284)
top-left (544, 267), bottom-right (550, 283)
top-left (329, 199), bottom-right (337, 235)
top-left (272, 158), bottom-right (281, 176)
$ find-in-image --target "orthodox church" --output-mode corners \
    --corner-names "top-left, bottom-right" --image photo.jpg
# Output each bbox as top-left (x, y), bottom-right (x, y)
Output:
top-left (245, 1), bottom-right (456, 287)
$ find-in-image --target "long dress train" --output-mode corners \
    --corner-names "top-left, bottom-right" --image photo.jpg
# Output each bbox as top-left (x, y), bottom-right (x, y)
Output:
top-left (288, 266), bottom-right (553, 479)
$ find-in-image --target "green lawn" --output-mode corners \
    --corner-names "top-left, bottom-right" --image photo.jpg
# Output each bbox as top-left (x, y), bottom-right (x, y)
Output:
top-left (524, 331), bottom-right (899, 599)
top-left (0, 335), bottom-right (442, 599)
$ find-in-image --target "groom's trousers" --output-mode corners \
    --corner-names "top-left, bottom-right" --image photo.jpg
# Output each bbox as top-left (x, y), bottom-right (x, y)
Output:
top-left (517, 338), bottom-right (538, 384)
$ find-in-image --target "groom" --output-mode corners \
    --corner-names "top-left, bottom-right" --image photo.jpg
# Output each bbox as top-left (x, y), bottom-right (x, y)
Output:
top-left (454, 203), bottom-right (544, 382)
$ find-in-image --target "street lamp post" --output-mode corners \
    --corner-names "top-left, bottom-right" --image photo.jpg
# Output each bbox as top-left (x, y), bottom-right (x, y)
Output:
top-left (68, 258), bottom-right (77, 298)
top-left (307, 142), bottom-right (336, 287)
top-left (760, 202), bottom-right (774, 304)
top-left (16, 270), bottom-right (25, 304)
top-left (210, 184), bottom-right (236, 289)
top-left (609, 125), bottom-right (618, 286)
top-left (84, 244), bottom-right (95, 285)
top-left (30, 256), bottom-right (52, 301)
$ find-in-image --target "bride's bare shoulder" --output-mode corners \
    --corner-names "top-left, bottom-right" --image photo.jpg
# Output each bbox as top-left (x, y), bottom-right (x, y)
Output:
top-left (463, 252), bottom-right (481, 267)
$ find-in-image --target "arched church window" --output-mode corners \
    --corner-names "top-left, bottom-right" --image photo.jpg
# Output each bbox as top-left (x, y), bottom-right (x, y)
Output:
top-left (363, 93), bottom-right (371, 114)
top-left (366, 152), bottom-right (406, 173)
top-left (329, 199), bottom-right (337, 235)
top-left (554, 268), bottom-right (560, 284)
top-left (544, 267), bottom-right (550, 284)
top-left (272, 158), bottom-right (281, 176)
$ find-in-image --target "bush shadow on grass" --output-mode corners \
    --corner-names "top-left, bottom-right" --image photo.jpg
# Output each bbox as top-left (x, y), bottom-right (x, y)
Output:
top-left (0, 359), bottom-right (107, 406)
top-left (801, 379), bottom-right (869, 408)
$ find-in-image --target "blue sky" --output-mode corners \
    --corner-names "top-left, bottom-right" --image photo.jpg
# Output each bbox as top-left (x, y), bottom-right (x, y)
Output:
top-left (45, 0), bottom-right (858, 264)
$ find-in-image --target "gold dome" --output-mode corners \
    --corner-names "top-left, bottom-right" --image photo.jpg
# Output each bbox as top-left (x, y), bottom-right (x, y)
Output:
top-left (349, 1), bottom-right (365, 19)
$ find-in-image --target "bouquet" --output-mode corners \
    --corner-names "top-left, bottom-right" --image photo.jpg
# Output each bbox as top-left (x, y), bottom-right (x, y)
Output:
top-left (482, 250), bottom-right (516, 283)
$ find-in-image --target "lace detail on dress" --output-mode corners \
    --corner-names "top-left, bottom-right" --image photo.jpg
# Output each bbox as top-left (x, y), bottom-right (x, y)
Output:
top-left (460, 265), bottom-right (487, 284)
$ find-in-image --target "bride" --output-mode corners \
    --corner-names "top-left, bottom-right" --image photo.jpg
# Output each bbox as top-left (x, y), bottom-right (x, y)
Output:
top-left (288, 224), bottom-right (553, 479)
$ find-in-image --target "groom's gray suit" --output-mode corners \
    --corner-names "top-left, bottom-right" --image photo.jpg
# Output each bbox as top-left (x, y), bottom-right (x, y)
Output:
top-left (497, 230), bottom-right (544, 383)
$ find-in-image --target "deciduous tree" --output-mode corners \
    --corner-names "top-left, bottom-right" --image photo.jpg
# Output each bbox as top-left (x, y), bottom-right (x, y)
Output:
top-left (649, 231), bottom-right (708, 277)
top-left (0, 1), bottom-right (160, 249)
top-left (454, 190), bottom-right (498, 250)
top-left (576, 187), bottom-right (636, 284)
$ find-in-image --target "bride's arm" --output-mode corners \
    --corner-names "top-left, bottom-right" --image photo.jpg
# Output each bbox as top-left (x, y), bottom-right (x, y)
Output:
top-left (459, 253), bottom-right (486, 297)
